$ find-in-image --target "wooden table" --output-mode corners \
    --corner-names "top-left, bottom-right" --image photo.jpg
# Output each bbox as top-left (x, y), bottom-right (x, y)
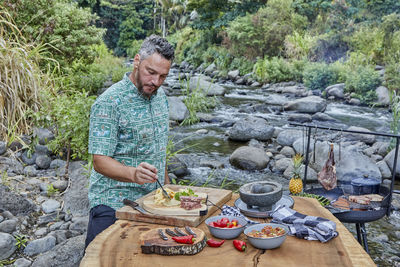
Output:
top-left (80, 196), bottom-right (376, 267)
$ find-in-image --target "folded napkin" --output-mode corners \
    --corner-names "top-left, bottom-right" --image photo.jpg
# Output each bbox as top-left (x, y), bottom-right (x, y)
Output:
top-left (271, 206), bottom-right (338, 242)
top-left (219, 205), bottom-right (259, 225)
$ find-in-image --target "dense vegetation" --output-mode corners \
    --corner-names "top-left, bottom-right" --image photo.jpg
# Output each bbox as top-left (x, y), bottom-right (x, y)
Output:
top-left (1, 0), bottom-right (400, 163)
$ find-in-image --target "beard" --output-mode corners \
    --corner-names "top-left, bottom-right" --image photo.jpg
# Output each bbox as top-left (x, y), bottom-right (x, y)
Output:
top-left (135, 68), bottom-right (158, 99)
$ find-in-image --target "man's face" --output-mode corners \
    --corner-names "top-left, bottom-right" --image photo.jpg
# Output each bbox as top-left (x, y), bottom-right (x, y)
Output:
top-left (133, 53), bottom-right (171, 98)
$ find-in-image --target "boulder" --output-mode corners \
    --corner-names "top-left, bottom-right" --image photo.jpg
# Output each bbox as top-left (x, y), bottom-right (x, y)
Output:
top-left (284, 164), bottom-right (318, 182)
top-left (325, 83), bottom-right (345, 99)
top-left (276, 129), bottom-right (303, 146)
top-left (24, 236), bottom-right (56, 256)
top-left (228, 70), bottom-right (240, 81)
top-left (168, 96), bottom-right (189, 122)
top-left (343, 126), bottom-right (376, 145)
top-left (189, 75), bottom-right (225, 96)
top-left (284, 96), bottom-right (327, 114)
top-left (0, 141), bottom-right (6, 155)
top-left (228, 116), bottom-right (274, 141)
top-left (0, 233), bottom-right (16, 260)
top-left (230, 146), bottom-right (269, 170)
top-left (287, 113), bottom-right (312, 123)
top-left (33, 127), bottom-right (55, 145)
top-left (312, 112), bottom-right (337, 122)
top-left (376, 86), bottom-right (390, 106)
top-left (0, 184), bottom-right (36, 215)
top-left (167, 156), bottom-right (189, 177)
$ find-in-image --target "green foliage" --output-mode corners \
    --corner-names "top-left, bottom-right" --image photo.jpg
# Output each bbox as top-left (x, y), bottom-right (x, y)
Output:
top-left (348, 25), bottom-right (384, 64)
top-left (14, 234), bottom-right (28, 249)
top-left (385, 52), bottom-right (400, 91)
top-left (389, 90), bottom-right (400, 148)
top-left (225, 0), bottom-right (308, 59)
top-left (47, 184), bottom-right (60, 196)
top-left (35, 90), bottom-right (96, 161)
top-left (344, 65), bottom-right (381, 103)
top-left (285, 31), bottom-right (317, 60)
top-left (303, 62), bottom-right (340, 91)
top-left (254, 57), bottom-right (305, 83)
top-left (126, 39), bottom-right (142, 58)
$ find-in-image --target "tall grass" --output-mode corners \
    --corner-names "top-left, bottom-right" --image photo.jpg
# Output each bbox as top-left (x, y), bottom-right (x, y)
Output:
top-left (0, 10), bottom-right (53, 142)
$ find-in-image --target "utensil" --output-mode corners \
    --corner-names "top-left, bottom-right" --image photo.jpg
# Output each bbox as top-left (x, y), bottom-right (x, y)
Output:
top-left (165, 228), bottom-right (178, 237)
top-left (174, 227), bottom-right (186, 236)
top-left (155, 179), bottom-right (171, 200)
top-left (158, 229), bottom-right (168, 241)
top-left (123, 199), bottom-right (150, 214)
top-left (185, 226), bottom-right (197, 237)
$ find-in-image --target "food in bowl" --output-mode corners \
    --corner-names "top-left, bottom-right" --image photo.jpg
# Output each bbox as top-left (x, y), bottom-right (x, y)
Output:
top-left (247, 225), bottom-right (286, 238)
top-left (244, 223), bottom-right (288, 249)
top-left (205, 215), bottom-right (247, 239)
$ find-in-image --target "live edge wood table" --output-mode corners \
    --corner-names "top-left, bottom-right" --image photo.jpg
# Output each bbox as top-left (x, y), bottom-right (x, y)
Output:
top-left (80, 195), bottom-right (376, 267)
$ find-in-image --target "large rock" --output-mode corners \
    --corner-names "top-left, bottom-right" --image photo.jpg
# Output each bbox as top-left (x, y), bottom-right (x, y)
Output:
top-left (0, 185), bottom-right (36, 215)
top-left (276, 129), bottom-right (303, 146)
top-left (24, 236), bottom-right (56, 256)
top-left (384, 149), bottom-right (400, 176)
top-left (376, 86), bottom-right (390, 106)
top-left (230, 146), bottom-right (269, 170)
top-left (0, 156), bottom-right (24, 175)
top-left (0, 233), bottom-right (16, 260)
top-left (62, 161), bottom-right (89, 217)
top-left (293, 137), bottom-right (315, 155)
top-left (168, 97), bottom-right (189, 122)
top-left (284, 96), bottom-right (327, 114)
top-left (0, 219), bottom-right (17, 233)
top-left (228, 117), bottom-right (274, 141)
top-left (325, 83), bottom-right (345, 99)
top-left (33, 127), bottom-right (55, 145)
top-left (228, 70), bottom-right (240, 81)
top-left (167, 156), bottom-right (189, 177)
top-left (343, 126), bottom-right (376, 145)
top-left (31, 235), bottom-right (85, 267)
top-left (189, 75), bottom-right (225, 96)
top-left (0, 141), bottom-right (6, 155)
top-left (284, 164), bottom-right (318, 182)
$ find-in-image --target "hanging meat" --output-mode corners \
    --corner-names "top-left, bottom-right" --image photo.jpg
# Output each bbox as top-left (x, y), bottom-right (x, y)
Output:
top-left (318, 143), bottom-right (337, 190)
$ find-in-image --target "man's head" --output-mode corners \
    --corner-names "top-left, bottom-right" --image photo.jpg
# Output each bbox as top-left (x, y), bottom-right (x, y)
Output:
top-left (130, 35), bottom-right (175, 98)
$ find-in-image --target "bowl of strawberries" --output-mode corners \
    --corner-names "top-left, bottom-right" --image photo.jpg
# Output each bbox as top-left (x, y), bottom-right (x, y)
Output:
top-left (205, 215), bottom-right (248, 239)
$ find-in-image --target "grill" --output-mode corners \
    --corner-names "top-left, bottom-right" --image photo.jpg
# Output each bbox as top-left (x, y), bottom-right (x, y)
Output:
top-left (290, 122), bottom-right (399, 254)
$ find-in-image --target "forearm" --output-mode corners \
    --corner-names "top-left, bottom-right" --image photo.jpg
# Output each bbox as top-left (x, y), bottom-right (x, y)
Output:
top-left (92, 154), bottom-right (136, 183)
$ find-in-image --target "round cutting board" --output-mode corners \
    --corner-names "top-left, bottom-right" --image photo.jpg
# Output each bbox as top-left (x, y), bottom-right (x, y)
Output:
top-left (140, 227), bottom-right (206, 255)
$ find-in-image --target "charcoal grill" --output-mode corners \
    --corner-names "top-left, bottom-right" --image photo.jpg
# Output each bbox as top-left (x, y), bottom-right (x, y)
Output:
top-left (290, 122), bottom-right (399, 254)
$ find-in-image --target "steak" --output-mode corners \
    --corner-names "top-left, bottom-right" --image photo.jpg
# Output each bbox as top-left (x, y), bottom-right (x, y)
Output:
top-left (180, 196), bottom-right (203, 210)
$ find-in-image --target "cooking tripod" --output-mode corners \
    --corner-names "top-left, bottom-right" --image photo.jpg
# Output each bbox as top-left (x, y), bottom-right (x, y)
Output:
top-left (290, 122), bottom-right (399, 254)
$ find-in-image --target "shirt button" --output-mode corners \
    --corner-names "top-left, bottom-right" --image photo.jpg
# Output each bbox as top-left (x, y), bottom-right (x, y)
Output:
top-left (142, 134), bottom-right (147, 138)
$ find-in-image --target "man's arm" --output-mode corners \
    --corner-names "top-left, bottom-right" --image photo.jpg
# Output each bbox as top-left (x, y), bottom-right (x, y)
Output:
top-left (92, 154), bottom-right (158, 185)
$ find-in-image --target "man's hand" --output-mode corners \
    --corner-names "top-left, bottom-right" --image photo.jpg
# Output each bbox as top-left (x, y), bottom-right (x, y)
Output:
top-left (134, 162), bottom-right (158, 184)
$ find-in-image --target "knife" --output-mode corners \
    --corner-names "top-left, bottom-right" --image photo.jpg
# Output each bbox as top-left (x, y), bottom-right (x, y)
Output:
top-left (158, 229), bottom-right (168, 241)
top-left (174, 227), bottom-right (187, 236)
top-left (165, 228), bottom-right (178, 237)
top-left (155, 179), bottom-right (171, 200)
top-left (184, 226), bottom-right (197, 237)
top-left (123, 199), bottom-right (150, 215)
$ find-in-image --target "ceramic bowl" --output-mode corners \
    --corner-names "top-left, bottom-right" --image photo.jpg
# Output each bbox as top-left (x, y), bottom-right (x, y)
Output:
top-left (244, 223), bottom-right (288, 249)
top-left (239, 181), bottom-right (283, 211)
top-left (205, 215), bottom-right (247, 239)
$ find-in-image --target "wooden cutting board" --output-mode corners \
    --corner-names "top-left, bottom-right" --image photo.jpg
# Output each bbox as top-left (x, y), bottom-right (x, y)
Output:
top-left (116, 184), bottom-right (232, 227)
top-left (140, 227), bottom-right (206, 255)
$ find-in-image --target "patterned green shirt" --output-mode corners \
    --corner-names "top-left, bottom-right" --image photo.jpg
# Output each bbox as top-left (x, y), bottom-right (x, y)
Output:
top-left (88, 72), bottom-right (169, 210)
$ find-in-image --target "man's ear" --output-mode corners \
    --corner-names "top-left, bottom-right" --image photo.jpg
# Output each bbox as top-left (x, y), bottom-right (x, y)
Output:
top-left (134, 54), bottom-right (140, 68)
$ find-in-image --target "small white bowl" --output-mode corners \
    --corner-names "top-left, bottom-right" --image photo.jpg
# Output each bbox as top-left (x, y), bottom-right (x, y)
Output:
top-left (205, 215), bottom-right (248, 239)
top-left (244, 223), bottom-right (288, 249)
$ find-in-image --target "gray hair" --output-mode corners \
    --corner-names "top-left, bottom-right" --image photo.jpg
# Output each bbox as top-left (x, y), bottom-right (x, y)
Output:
top-left (139, 35), bottom-right (175, 62)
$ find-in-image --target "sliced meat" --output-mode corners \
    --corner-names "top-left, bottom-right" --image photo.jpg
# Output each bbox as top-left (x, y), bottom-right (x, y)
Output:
top-left (180, 196), bottom-right (203, 210)
top-left (349, 195), bottom-right (370, 205)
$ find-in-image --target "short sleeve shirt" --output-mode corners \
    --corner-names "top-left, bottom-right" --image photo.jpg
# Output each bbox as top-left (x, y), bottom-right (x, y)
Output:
top-left (88, 72), bottom-right (169, 210)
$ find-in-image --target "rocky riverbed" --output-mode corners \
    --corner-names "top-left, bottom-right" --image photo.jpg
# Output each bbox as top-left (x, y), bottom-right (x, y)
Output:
top-left (0, 62), bottom-right (400, 266)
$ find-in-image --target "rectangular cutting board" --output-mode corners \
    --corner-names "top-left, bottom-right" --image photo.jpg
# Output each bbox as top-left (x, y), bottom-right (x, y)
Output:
top-left (116, 184), bottom-right (232, 227)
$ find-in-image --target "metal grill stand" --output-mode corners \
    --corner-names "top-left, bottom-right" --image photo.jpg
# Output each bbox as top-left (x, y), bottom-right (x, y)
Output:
top-left (289, 122), bottom-right (399, 253)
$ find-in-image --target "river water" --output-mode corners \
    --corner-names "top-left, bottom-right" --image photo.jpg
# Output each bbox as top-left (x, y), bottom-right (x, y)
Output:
top-left (166, 72), bottom-right (400, 266)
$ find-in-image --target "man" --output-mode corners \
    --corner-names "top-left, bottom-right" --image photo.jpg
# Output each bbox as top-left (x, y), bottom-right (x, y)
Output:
top-left (85, 35), bottom-right (174, 248)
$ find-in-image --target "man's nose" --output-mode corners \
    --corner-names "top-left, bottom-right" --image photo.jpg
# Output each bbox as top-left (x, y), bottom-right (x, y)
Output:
top-left (152, 75), bottom-right (163, 87)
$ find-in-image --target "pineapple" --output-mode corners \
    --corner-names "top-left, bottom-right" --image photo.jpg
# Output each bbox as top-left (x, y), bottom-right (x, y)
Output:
top-left (289, 154), bottom-right (303, 194)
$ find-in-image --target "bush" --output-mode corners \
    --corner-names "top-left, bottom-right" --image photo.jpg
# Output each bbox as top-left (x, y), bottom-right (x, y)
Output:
top-left (254, 57), bottom-right (304, 83)
top-left (284, 31), bottom-right (317, 60)
top-left (344, 65), bottom-right (381, 103)
top-left (303, 62), bottom-right (340, 91)
top-left (348, 25), bottom-right (384, 64)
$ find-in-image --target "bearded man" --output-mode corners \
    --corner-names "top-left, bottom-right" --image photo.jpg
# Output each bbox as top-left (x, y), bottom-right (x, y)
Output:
top-left (85, 35), bottom-right (174, 248)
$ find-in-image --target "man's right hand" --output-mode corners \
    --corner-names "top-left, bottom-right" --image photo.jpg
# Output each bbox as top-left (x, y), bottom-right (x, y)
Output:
top-left (133, 162), bottom-right (158, 184)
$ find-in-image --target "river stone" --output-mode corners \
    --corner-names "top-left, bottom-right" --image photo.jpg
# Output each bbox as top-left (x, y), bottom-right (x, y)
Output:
top-left (189, 75), bottom-right (225, 96)
top-left (293, 137), bottom-right (315, 155)
top-left (167, 156), bottom-right (189, 177)
top-left (50, 159), bottom-right (66, 169)
top-left (276, 129), bottom-right (303, 146)
top-left (273, 158), bottom-right (292, 173)
top-left (42, 199), bottom-right (61, 214)
top-left (288, 113), bottom-right (312, 123)
top-left (228, 116), bottom-right (274, 141)
top-left (343, 126), bottom-right (376, 144)
top-left (62, 161), bottom-right (89, 217)
top-left (0, 233), bottom-right (16, 260)
top-left (199, 159), bottom-right (224, 169)
top-left (312, 112), bottom-right (337, 122)
top-left (384, 149), bottom-right (400, 176)
top-left (228, 70), bottom-right (240, 81)
top-left (31, 235), bottom-right (85, 267)
top-left (0, 141), bottom-right (6, 155)
top-left (325, 83), bottom-right (345, 99)
top-left (0, 185), bottom-right (36, 215)
top-left (0, 219), bottom-right (17, 233)
top-left (376, 86), bottom-right (390, 106)
top-left (349, 98), bottom-right (361, 105)
top-left (373, 141), bottom-right (390, 156)
top-left (23, 165), bottom-right (38, 177)
top-left (33, 127), bottom-right (55, 145)
top-left (205, 63), bottom-right (216, 74)
top-left (281, 85), bottom-right (306, 96)
top-left (14, 258), bottom-right (32, 267)
top-left (69, 217), bottom-right (89, 234)
top-left (21, 150), bottom-right (37, 165)
top-left (35, 155), bottom-right (51, 169)
top-left (52, 180), bottom-right (68, 191)
top-left (168, 96), bottom-right (189, 122)
top-left (230, 146), bottom-right (269, 170)
top-left (0, 156), bottom-right (24, 175)
top-left (283, 164), bottom-right (318, 182)
top-left (34, 227), bottom-right (48, 237)
top-left (280, 146), bottom-right (295, 157)
top-left (24, 236), bottom-right (56, 256)
top-left (35, 144), bottom-right (51, 155)
top-left (38, 212), bottom-right (59, 226)
top-left (284, 96), bottom-right (327, 114)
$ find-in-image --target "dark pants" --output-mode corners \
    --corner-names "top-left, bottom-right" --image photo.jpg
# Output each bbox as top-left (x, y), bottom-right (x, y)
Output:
top-left (85, 204), bottom-right (116, 249)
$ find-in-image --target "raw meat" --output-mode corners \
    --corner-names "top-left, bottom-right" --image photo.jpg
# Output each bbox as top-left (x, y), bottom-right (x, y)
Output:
top-left (318, 143), bottom-right (337, 190)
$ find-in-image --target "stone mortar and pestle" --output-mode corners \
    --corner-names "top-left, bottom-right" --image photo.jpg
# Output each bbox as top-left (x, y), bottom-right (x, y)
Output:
top-left (239, 181), bottom-right (283, 211)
